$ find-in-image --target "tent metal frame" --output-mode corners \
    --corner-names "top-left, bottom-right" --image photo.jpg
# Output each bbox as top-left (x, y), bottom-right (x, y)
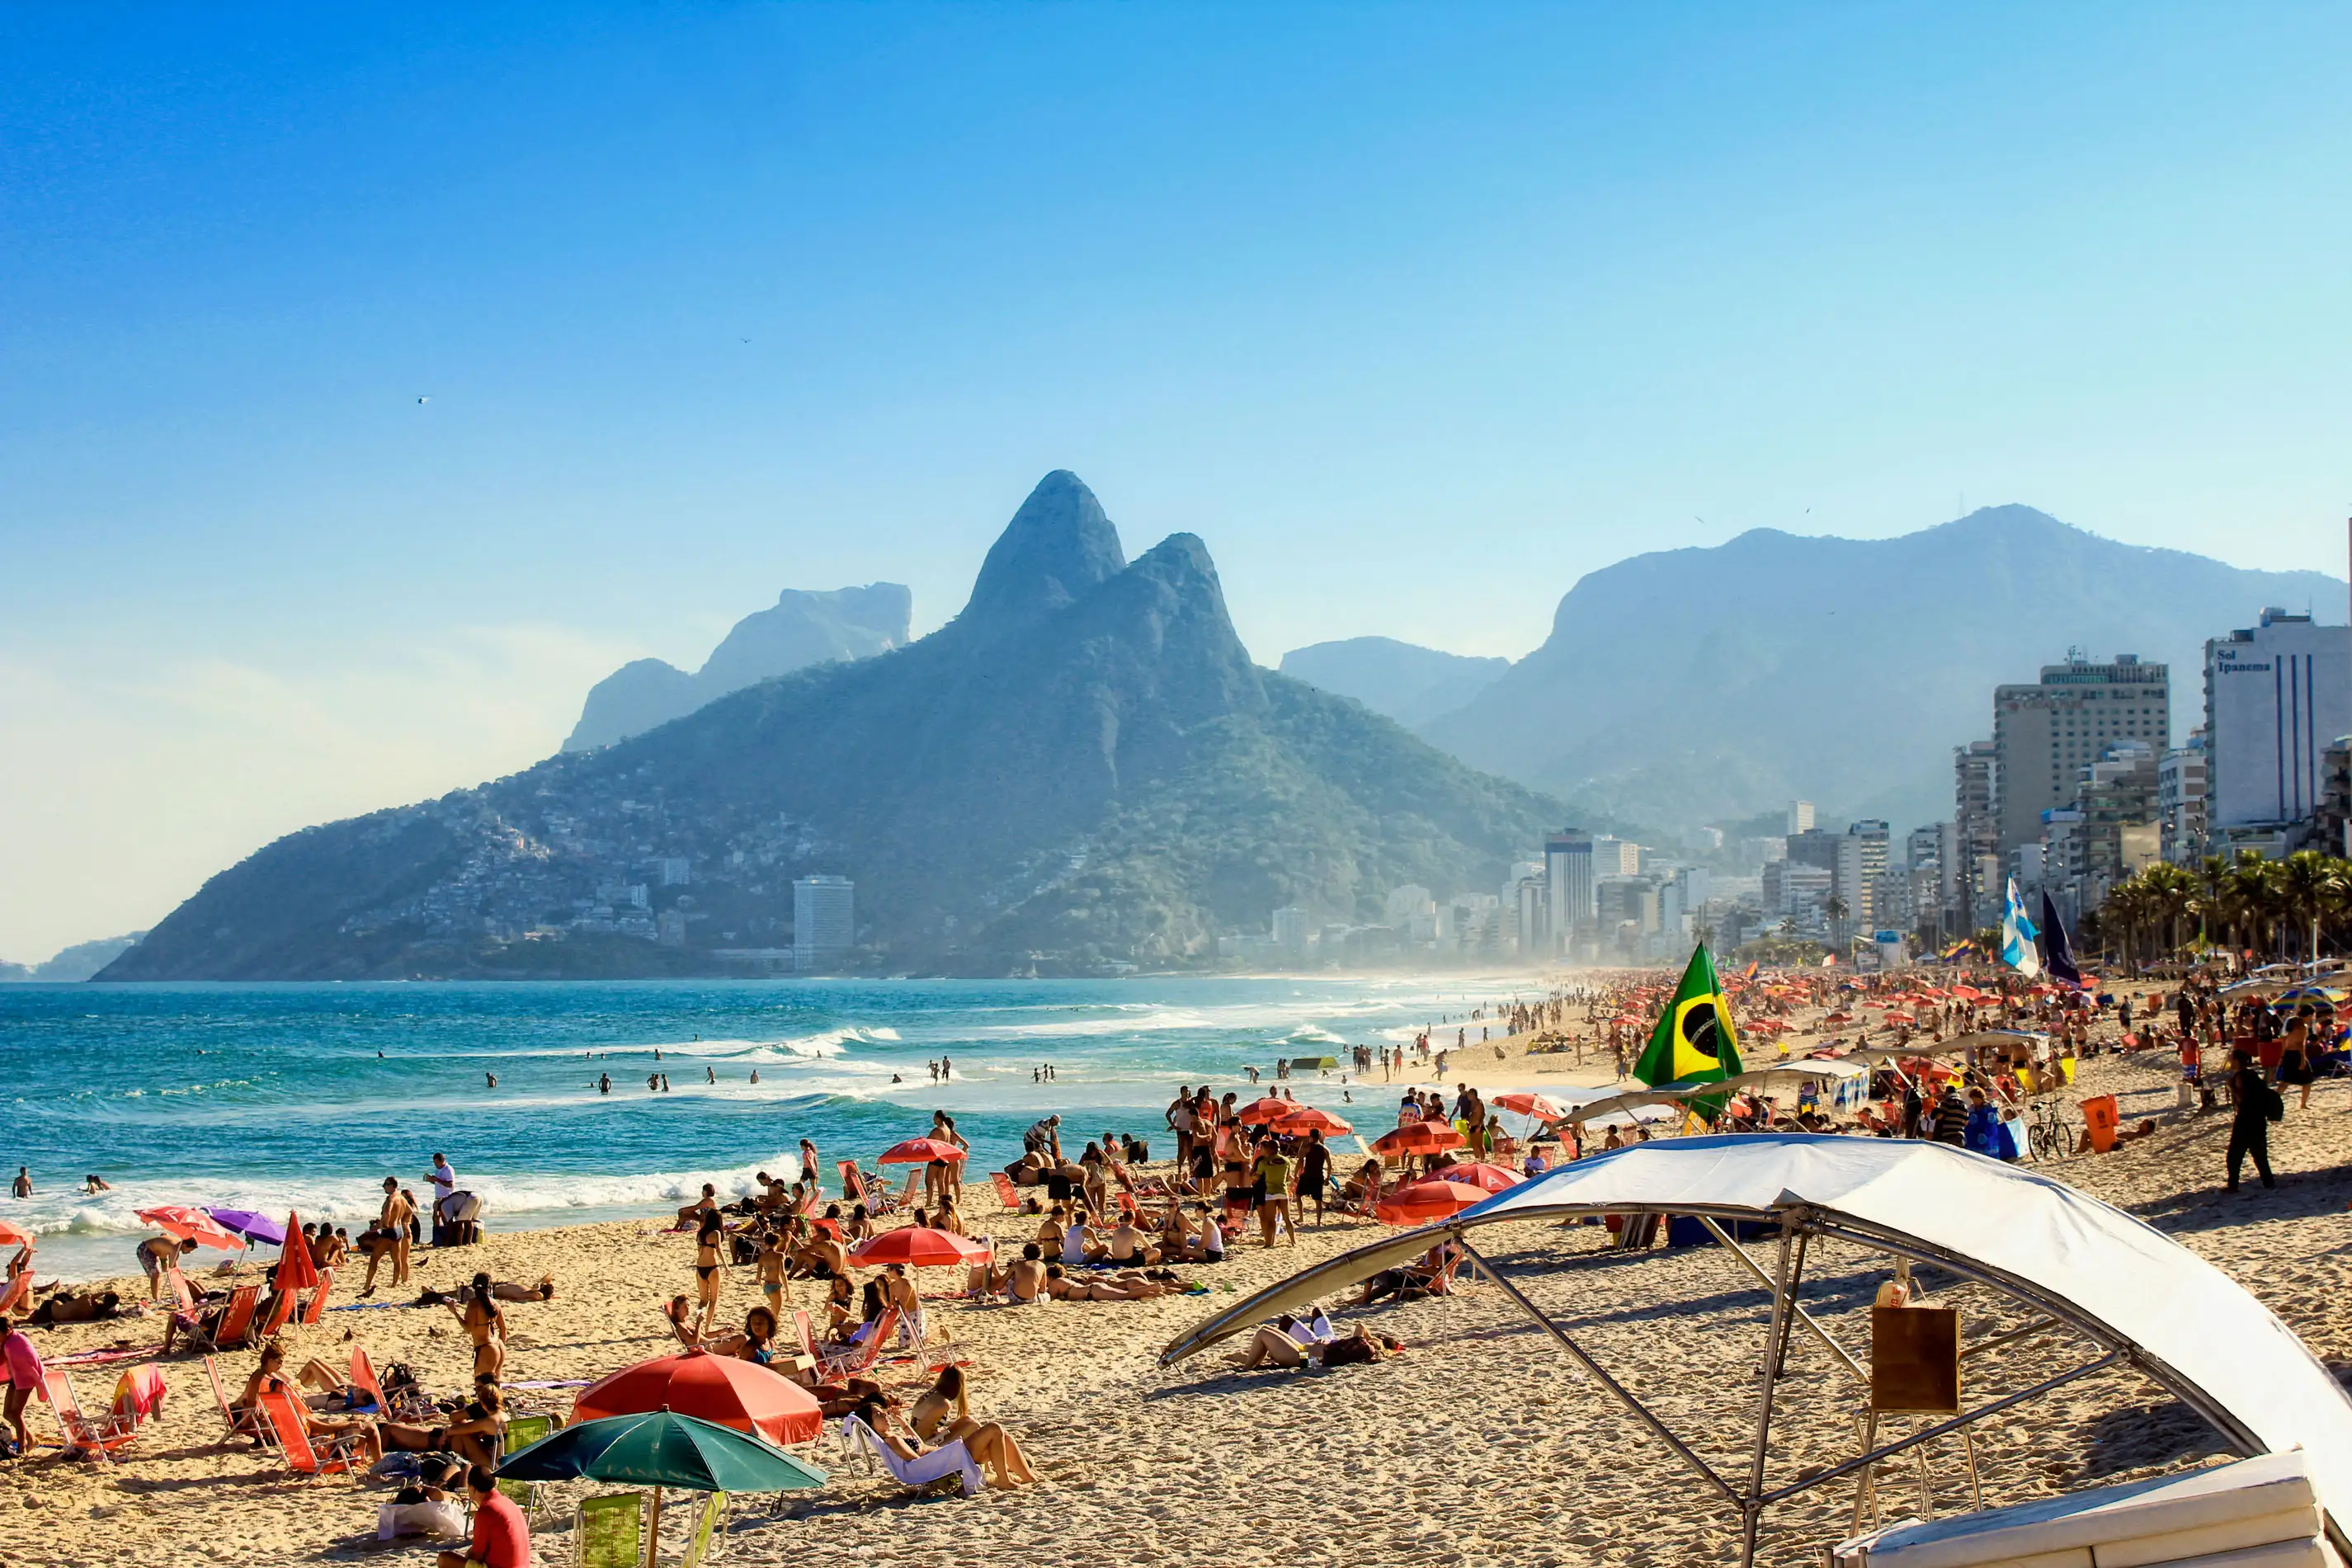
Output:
top-left (1167, 1198), bottom-right (2291, 1568)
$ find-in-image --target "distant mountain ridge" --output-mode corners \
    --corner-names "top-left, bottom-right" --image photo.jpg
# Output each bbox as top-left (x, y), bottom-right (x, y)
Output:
top-left (1280, 638), bottom-right (1510, 727)
top-left (0, 932), bottom-right (146, 982)
top-left (106, 473), bottom-right (1556, 981)
top-left (563, 582), bottom-right (911, 751)
top-left (1421, 504), bottom-right (2346, 832)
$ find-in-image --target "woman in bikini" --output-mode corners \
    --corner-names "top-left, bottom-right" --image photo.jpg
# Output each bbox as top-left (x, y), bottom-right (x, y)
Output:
top-left (853, 1391), bottom-right (1035, 1489)
top-left (692, 1209), bottom-right (726, 1335)
top-left (237, 1340), bottom-right (383, 1460)
top-left (375, 1373), bottom-right (506, 1471)
top-left (907, 1365), bottom-right (1038, 1486)
top-left (445, 1273), bottom-right (507, 1382)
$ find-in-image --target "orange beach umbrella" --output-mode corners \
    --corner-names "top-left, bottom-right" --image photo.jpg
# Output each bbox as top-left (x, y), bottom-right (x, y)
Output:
top-left (134, 1205), bottom-right (244, 1251)
top-left (1234, 1096), bottom-right (1297, 1125)
top-left (274, 1211), bottom-right (320, 1294)
top-left (1373, 1179), bottom-right (1488, 1226)
top-left (1369, 1123), bottom-right (1465, 1159)
top-left (1422, 1161), bottom-right (1519, 1194)
top-left (1271, 1106), bottom-right (1353, 1136)
top-left (574, 1349), bottom-right (823, 1445)
top-left (876, 1138), bottom-right (966, 1165)
top-left (846, 1227), bottom-right (991, 1269)
top-left (1490, 1091), bottom-right (1567, 1119)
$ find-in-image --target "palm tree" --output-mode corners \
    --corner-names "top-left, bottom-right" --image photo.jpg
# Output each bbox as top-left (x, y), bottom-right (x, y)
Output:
top-left (2278, 850), bottom-right (2341, 963)
top-left (2138, 862), bottom-right (2199, 960)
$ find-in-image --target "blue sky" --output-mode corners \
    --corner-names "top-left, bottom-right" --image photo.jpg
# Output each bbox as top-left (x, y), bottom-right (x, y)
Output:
top-left (4, 3), bottom-right (2350, 955)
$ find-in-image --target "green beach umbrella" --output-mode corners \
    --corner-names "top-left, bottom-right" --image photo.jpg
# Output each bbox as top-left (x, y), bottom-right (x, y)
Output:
top-left (502, 1410), bottom-right (826, 1566)
top-left (500, 1408), bottom-right (827, 1491)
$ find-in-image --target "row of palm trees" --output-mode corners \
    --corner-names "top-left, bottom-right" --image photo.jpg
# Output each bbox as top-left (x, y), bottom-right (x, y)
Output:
top-left (2090, 850), bottom-right (2352, 968)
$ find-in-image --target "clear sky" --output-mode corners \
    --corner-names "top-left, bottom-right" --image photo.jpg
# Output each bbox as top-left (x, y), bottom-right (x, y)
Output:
top-left (4, 3), bottom-right (2349, 958)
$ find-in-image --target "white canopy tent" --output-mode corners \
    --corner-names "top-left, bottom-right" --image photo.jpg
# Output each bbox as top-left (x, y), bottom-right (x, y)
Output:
top-left (1159, 1135), bottom-right (2352, 1564)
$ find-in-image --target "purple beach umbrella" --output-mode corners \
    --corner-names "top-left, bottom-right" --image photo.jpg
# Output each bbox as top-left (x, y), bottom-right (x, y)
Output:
top-left (203, 1208), bottom-right (288, 1246)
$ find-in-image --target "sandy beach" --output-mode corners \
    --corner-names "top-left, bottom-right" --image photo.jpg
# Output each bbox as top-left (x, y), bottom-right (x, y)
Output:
top-left (8, 1034), bottom-right (2352, 1568)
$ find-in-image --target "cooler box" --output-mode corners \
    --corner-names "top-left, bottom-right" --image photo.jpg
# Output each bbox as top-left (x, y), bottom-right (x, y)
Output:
top-left (1831, 1450), bottom-right (2336, 1567)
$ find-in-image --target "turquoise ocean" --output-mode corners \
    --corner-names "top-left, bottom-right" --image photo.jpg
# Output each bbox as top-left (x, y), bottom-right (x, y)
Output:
top-left (0, 975), bottom-right (1534, 1281)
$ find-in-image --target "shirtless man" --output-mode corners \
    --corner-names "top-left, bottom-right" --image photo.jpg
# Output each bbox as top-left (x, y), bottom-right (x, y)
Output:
top-left (1104, 1216), bottom-right (1158, 1266)
top-left (364, 1178), bottom-right (414, 1295)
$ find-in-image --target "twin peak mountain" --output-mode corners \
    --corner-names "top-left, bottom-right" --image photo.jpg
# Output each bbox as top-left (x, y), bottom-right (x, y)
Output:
top-left (107, 473), bottom-right (1553, 979)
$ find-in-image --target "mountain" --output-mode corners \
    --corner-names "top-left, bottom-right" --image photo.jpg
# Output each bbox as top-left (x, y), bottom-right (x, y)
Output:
top-left (104, 472), bottom-right (1558, 981)
top-left (563, 583), bottom-right (911, 751)
top-left (1280, 638), bottom-right (1511, 728)
top-left (0, 932), bottom-right (146, 982)
top-left (1421, 505), bottom-right (2346, 834)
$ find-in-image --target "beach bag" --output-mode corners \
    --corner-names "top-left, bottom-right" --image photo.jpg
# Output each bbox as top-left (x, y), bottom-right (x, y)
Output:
top-left (377, 1499), bottom-right (465, 1540)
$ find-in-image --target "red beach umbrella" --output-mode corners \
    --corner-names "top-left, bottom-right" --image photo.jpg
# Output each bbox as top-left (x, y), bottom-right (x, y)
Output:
top-left (1422, 1161), bottom-right (1519, 1194)
top-left (846, 1227), bottom-right (992, 1269)
top-left (876, 1138), bottom-right (967, 1165)
top-left (134, 1205), bottom-right (244, 1251)
top-left (1490, 1091), bottom-right (1567, 1119)
top-left (1373, 1180), bottom-right (1487, 1226)
top-left (1234, 1096), bottom-right (1296, 1125)
top-left (274, 1211), bottom-right (320, 1295)
top-left (1271, 1106), bottom-right (1353, 1136)
top-left (1369, 1123), bottom-right (1465, 1159)
top-left (0, 1221), bottom-right (33, 1249)
top-left (573, 1349), bottom-right (822, 1445)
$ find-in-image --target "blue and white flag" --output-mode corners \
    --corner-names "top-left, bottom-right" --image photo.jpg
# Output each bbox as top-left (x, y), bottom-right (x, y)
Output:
top-left (2001, 878), bottom-right (2042, 977)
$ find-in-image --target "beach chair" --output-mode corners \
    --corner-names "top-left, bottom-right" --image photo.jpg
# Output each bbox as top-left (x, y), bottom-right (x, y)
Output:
top-left (839, 1414), bottom-right (983, 1496)
top-left (497, 1413), bottom-right (556, 1522)
top-left (257, 1288), bottom-right (297, 1339)
top-left (0, 1271), bottom-right (31, 1317)
top-left (257, 1387), bottom-right (363, 1481)
top-left (41, 1368), bottom-right (135, 1459)
top-left (165, 1264), bottom-right (199, 1314)
top-left (681, 1490), bottom-right (728, 1568)
top-left (574, 1492), bottom-right (644, 1568)
top-left (819, 1307), bottom-right (899, 1381)
top-left (177, 1283), bottom-right (261, 1354)
top-left (299, 1269), bottom-right (332, 1326)
top-left (203, 1355), bottom-right (273, 1447)
top-left (790, 1310), bottom-right (820, 1364)
top-left (990, 1170), bottom-right (1025, 1212)
top-left (348, 1345), bottom-right (425, 1422)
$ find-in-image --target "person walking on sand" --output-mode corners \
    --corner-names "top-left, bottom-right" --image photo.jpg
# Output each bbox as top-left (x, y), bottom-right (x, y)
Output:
top-left (2226, 1049), bottom-right (2279, 1193)
top-left (364, 1178), bottom-right (414, 1294)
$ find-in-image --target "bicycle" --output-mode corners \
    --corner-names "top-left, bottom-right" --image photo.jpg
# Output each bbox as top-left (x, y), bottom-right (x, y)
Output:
top-left (2026, 1099), bottom-right (2074, 1162)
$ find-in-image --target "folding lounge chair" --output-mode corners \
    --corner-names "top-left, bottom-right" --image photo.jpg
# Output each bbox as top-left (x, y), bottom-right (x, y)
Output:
top-left (41, 1368), bottom-right (136, 1459)
top-left (840, 1414), bottom-right (983, 1496)
top-left (299, 1269), bottom-right (333, 1326)
top-left (257, 1387), bottom-right (363, 1481)
top-left (681, 1490), bottom-right (728, 1568)
top-left (819, 1307), bottom-right (899, 1380)
top-left (496, 1413), bottom-right (556, 1521)
top-left (991, 1170), bottom-right (1025, 1212)
top-left (574, 1492), bottom-right (644, 1568)
top-left (0, 1272), bottom-right (30, 1317)
top-left (176, 1283), bottom-right (261, 1354)
top-left (257, 1288), bottom-right (297, 1339)
top-left (166, 1265), bottom-right (199, 1314)
top-left (204, 1355), bottom-right (273, 1447)
top-left (348, 1345), bottom-right (426, 1422)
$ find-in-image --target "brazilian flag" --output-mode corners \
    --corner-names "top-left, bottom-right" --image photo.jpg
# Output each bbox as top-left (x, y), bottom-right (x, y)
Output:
top-left (1632, 944), bottom-right (1743, 1089)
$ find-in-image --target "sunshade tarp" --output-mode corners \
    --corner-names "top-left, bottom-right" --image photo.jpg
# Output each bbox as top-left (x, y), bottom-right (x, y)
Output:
top-left (1159, 1134), bottom-right (2352, 1536)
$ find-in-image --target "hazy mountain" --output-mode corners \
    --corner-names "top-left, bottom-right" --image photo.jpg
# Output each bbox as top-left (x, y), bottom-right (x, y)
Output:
top-left (563, 582), bottom-right (911, 751)
top-left (106, 473), bottom-right (1556, 981)
top-left (1421, 505), bottom-right (2346, 835)
top-left (0, 932), bottom-right (147, 982)
top-left (1280, 638), bottom-right (1511, 728)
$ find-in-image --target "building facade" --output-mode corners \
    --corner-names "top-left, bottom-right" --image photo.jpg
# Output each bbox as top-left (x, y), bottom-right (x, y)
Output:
top-left (792, 875), bottom-right (855, 972)
top-left (1991, 655), bottom-right (2169, 855)
top-left (1545, 831), bottom-right (1593, 957)
top-left (2203, 610), bottom-right (2352, 838)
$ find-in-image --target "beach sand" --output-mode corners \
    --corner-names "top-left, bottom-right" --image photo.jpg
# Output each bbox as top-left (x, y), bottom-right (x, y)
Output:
top-left (9, 1048), bottom-right (2352, 1567)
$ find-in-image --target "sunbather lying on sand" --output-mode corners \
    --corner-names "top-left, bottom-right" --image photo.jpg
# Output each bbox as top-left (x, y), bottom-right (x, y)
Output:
top-left (417, 1275), bottom-right (554, 1306)
top-left (1231, 1320), bottom-right (1402, 1368)
top-left (1041, 1264), bottom-right (1170, 1301)
top-left (26, 1288), bottom-right (120, 1326)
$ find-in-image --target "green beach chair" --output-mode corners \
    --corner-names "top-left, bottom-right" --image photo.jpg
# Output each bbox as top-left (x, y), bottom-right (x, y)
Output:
top-left (681, 1491), bottom-right (728, 1568)
top-left (497, 1414), bottom-right (555, 1521)
top-left (575, 1491), bottom-right (643, 1568)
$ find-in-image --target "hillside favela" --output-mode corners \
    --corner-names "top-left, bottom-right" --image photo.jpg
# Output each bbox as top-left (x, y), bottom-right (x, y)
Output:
top-left (7, 10), bottom-right (2352, 1568)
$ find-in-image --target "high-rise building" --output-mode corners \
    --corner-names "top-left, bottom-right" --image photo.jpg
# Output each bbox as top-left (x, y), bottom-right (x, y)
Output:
top-left (1591, 836), bottom-right (1640, 876)
top-left (1786, 801), bottom-right (1815, 836)
top-left (792, 875), bottom-right (855, 973)
top-left (1992, 655), bottom-right (2169, 855)
top-left (1545, 831), bottom-right (1593, 956)
top-left (2203, 610), bottom-right (2352, 837)
top-left (1954, 739), bottom-right (1999, 927)
top-left (1846, 820), bottom-right (1890, 925)
top-left (2158, 731), bottom-right (2209, 865)
top-left (1271, 906), bottom-right (1310, 960)
top-left (1383, 885), bottom-right (1435, 925)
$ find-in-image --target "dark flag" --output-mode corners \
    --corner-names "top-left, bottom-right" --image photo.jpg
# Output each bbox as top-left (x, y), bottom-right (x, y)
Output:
top-left (2039, 890), bottom-right (2081, 986)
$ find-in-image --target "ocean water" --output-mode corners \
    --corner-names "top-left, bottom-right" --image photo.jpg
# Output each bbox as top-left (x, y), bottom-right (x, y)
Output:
top-left (0, 975), bottom-right (1536, 1281)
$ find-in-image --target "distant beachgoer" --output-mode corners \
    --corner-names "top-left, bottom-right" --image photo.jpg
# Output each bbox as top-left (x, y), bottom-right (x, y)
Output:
top-left (661, 1074), bottom-right (672, 1092)
top-left (692, 1209), bottom-right (726, 1334)
top-left (940, 1056), bottom-right (953, 1080)
top-left (598, 1073), bottom-right (611, 1094)
top-left (749, 1070), bottom-right (759, 1085)
top-left (648, 1073), bottom-right (660, 1091)
top-left (82, 1174), bottom-right (111, 1193)
top-left (705, 1066), bottom-right (715, 1085)
top-left (427, 1154), bottom-right (457, 1205)
top-left (2227, 1049), bottom-right (2278, 1192)
top-left (10, 1169), bottom-right (29, 1198)
top-left (447, 1272), bottom-right (507, 1381)
top-left (136, 1235), bottom-right (199, 1298)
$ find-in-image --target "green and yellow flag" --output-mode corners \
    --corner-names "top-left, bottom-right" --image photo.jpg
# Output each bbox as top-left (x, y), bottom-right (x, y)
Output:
top-left (1632, 944), bottom-right (1743, 1088)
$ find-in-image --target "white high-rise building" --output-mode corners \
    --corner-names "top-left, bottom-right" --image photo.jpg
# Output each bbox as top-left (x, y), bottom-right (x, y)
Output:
top-left (792, 876), bottom-right (855, 973)
top-left (1271, 907), bottom-right (1310, 960)
top-left (2204, 610), bottom-right (2352, 836)
top-left (1992, 655), bottom-right (2170, 854)
top-left (1786, 801), bottom-right (1815, 836)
